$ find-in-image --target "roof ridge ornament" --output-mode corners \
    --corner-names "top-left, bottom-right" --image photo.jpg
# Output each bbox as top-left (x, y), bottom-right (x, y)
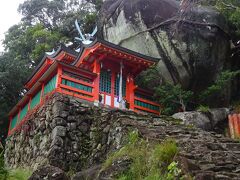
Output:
top-left (46, 49), bottom-right (56, 56)
top-left (75, 19), bottom-right (97, 45)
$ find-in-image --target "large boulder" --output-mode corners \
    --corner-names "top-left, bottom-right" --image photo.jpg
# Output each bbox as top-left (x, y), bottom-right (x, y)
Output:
top-left (99, 0), bottom-right (230, 92)
top-left (172, 108), bottom-right (230, 132)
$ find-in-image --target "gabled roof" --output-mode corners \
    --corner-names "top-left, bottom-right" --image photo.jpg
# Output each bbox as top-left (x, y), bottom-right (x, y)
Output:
top-left (72, 38), bottom-right (159, 66)
top-left (25, 44), bottom-right (78, 89)
top-left (97, 38), bottom-right (159, 62)
top-left (25, 38), bottom-right (160, 89)
top-left (72, 38), bottom-right (160, 75)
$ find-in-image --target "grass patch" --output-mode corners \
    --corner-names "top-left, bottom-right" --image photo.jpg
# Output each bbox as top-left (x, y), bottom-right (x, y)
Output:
top-left (197, 105), bottom-right (210, 113)
top-left (102, 131), bottom-right (181, 179)
top-left (0, 149), bottom-right (32, 180)
top-left (0, 150), bottom-right (8, 180)
top-left (8, 169), bottom-right (32, 180)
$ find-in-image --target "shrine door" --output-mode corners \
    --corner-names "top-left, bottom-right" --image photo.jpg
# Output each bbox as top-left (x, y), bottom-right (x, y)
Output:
top-left (99, 69), bottom-right (126, 108)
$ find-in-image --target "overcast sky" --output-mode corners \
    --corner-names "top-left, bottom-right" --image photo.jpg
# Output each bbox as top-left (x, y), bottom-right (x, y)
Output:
top-left (0, 0), bottom-right (25, 52)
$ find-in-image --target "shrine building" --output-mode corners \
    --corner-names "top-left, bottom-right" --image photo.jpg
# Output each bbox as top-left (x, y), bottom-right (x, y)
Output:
top-left (8, 38), bottom-right (161, 136)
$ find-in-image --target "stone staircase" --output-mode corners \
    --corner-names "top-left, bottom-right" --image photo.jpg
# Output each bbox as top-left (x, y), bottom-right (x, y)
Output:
top-left (131, 117), bottom-right (240, 179)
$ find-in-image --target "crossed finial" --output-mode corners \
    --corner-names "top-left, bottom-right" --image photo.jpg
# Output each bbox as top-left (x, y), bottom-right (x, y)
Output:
top-left (75, 19), bottom-right (98, 45)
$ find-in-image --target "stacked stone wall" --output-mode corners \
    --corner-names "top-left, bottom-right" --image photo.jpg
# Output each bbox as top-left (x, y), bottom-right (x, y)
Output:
top-left (5, 92), bottom-right (240, 178)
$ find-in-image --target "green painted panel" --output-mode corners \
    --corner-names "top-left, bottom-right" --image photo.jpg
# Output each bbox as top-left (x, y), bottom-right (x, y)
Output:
top-left (62, 79), bottom-right (92, 93)
top-left (100, 70), bottom-right (111, 94)
top-left (134, 100), bottom-right (159, 111)
top-left (44, 75), bottom-right (57, 95)
top-left (135, 92), bottom-right (154, 101)
top-left (10, 114), bottom-right (18, 130)
top-left (20, 103), bottom-right (28, 121)
top-left (30, 90), bottom-right (41, 109)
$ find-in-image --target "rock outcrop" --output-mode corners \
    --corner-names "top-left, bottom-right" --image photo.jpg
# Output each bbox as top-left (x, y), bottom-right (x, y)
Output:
top-left (173, 108), bottom-right (230, 132)
top-left (29, 165), bottom-right (69, 180)
top-left (99, 0), bottom-right (230, 92)
top-left (4, 93), bottom-right (240, 179)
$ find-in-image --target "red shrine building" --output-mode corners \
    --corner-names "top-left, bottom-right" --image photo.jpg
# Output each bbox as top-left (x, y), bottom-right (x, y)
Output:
top-left (8, 38), bottom-right (161, 135)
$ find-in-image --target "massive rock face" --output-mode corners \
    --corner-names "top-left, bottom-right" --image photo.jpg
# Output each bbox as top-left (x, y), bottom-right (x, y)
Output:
top-left (99, 0), bottom-right (230, 91)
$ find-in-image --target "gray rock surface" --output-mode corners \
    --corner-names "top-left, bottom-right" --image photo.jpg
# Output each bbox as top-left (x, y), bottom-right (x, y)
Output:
top-left (29, 165), bottom-right (69, 180)
top-left (99, 0), bottom-right (230, 92)
top-left (172, 108), bottom-right (230, 131)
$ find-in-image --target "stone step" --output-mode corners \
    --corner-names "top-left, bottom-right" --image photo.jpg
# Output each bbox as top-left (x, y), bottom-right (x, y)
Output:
top-left (193, 170), bottom-right (240, 179)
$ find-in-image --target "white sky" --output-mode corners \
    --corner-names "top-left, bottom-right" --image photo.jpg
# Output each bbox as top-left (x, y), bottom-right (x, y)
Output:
top-left (0, 0), bottom-right (25, 52)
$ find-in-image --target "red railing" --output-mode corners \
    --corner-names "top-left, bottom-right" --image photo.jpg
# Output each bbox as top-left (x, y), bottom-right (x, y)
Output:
top-left (8, 90), bottom-right (57, 136)
top-left (228, 114), bottom-right (240, 139)
top-left (58, 74), bottom-right (95, 102)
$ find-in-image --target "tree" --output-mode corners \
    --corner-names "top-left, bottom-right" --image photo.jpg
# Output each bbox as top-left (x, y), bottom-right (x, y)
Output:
top-left (154, 83), bottom-right (193, 115)
top-left (216, 0), bottom-right (240, 43)
top-left (18, 0), bottom-right (103, 37)
top-left (198, 70), bottom-right (240, 104)
top-left (0, 0), bottom-right (104, 141)
top-left (137, 66), bottom-right (193, 115)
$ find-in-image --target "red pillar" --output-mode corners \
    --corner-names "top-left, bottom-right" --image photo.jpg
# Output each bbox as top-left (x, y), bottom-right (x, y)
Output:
top-left (126, 75), bottom-right (135, 110)
top-left (17, 107), bottom-right (21, 126)
top-left (56, 64), bottom-right (63, 91)
top-left (28, 96), bottom-right (32, 111)
top-left (237, 114), bottom-right (240, 138)
top-left (228, 115), bottom-right (235, 139)
top-left (93, 60), bottom-right (101, 102)
top-left (233, 114), bottom-right (240, 138)
top-left (8, 116), bottom-right (12, 136)
top-left (40, 83), bottom-right (45, 104)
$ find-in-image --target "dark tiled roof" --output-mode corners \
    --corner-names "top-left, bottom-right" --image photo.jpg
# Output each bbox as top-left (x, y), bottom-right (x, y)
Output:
top-left (25, 38), bottom-right (160, 86)
top-left (25, 44), bottom-right (78, 85)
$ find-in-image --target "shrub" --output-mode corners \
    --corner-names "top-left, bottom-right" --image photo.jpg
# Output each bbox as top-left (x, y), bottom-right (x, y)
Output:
top-left (0, 148), bottom-right (32, 180)
top-left (102, 131), bottom-right (181, 179)
top-left (8, 169), bottom-right (32, 180)
top-left (0, 149), bottom-right (8, 180)
top-left (197, 105), bottom-right (210, 113)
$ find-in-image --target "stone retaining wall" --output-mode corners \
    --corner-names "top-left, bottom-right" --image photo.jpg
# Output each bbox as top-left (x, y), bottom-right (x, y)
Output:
top-left (4, 92), bottom-right (152, 171)
top-left (4, 92), bottom-right (240, 178)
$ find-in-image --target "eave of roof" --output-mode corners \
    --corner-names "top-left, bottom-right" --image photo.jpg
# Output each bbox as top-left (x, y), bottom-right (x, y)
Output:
top-left (25, 44), bottom-right (78, 86)
top-left (9, 62), bottom-right (59, 116)
top-left (96, 38), bottom-right (160, 63)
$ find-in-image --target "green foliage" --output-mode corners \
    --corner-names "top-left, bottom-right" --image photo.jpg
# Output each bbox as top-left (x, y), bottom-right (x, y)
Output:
top-left (0, 0), bottom-right (103, 141)
top-left (197, 105), bottom-right (210, 113)
top-left (102, 131), bottom-right (181, 179)
top-left (199, 70), bottom-right (240, 103)
top-left (199, 0), bottom-right (240, 41)
top-left (216, 0), bottom-right (240, 36)
top-left (154, 83), bottom-right (193, 115)
top-left (0, 148), bottom-right (32, 180)
top-left (0, 150), bottom-right (8, 180)
top-left (66, 167), bottom-right (76, 178)
top-left (8, 169), bottom-right (32, 180)
top-left (136, 66), bottom-right (163, 89)
top-left (4, 23), bottom-right (67, 64)
top-left (166, 161), bottom-right (182, 180)
top-left (137, 66), bottom-right (193, 115)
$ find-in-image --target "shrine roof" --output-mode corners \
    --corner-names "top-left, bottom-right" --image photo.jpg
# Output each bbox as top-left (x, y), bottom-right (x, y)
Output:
top-left (25, 44), bottom-right (77, 87)
top-left (72, 38), bottom-right (159, 66)
top-left (25, 38), bottom-right (160, 88)
top-left (96, 38), bottom-right (159, 62)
